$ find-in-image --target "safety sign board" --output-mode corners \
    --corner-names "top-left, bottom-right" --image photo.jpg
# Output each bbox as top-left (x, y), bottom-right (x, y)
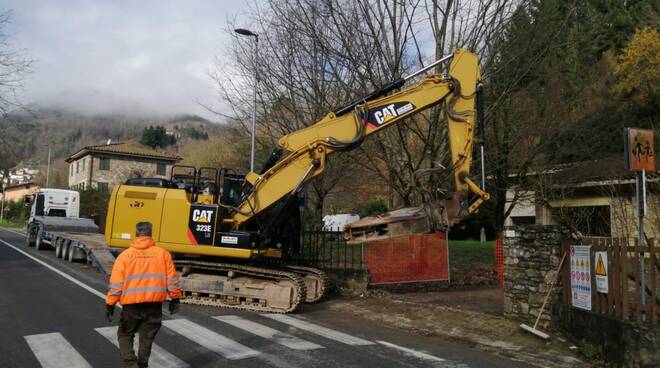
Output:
top-left (570, 245), bottom-right (592, 310)
top-left (594, 252), bottom-right (608, 294)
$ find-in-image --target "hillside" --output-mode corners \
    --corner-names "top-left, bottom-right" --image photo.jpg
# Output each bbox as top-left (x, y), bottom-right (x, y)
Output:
top-left (0, 95), bottom-right (226, 186)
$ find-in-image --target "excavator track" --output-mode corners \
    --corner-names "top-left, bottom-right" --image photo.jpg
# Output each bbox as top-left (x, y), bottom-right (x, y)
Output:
top-left (283, 265), bottom-right (328, 303)
top-left (174, 260), bottom-right (307, 314)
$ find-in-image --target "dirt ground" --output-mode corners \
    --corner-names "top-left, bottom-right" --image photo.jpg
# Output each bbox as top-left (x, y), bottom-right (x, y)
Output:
top-left (326, 286), bottom-right (603, 368)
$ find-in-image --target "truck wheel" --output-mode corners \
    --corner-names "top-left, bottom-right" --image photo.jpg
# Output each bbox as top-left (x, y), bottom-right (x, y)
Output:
top-left (55, 239), bottom-right (65, 258)
top-left (35, 228), bottom-right (48, 251)
top-left (25, 225), bottom-right (36, 247)
top-left (67, 243), bottom-right (76, 262)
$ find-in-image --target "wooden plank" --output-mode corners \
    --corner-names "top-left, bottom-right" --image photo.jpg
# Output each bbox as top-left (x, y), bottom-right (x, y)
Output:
top-left (612, 239), bottom-right (620, 318)
top-left (561, 239), bottom-right (570, 304)
top-left (634, 238), bottom-right (642, 322)
top-left (606, 239), bottom-right (615, 316)
top-left (621, 238), bottom-right (629, 321)
top-left (649, 239), bottom-right (657, 324)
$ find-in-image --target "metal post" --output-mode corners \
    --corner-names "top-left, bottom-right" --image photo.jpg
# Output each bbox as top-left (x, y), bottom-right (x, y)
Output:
top-left (0, 183), bottom-right (5, 222)
top-left (46, 146), bottom-right (51, 187)
top-left (250, 36), bottom-right (258, 173)
top-left (234, 28), bottom-right (259, 173)
top-left (637, 170), bottom-right (646, 319)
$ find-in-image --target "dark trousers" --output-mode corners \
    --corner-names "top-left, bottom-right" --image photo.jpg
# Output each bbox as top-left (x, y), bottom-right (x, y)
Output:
top-left (117, 302), bottom-right (163, 368)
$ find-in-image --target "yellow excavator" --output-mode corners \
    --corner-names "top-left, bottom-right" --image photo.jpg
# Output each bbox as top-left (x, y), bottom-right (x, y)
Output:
top-left (104, 48), bottom-right (489, 313)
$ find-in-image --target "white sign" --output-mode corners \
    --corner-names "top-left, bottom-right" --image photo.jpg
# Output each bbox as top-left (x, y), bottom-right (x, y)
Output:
top-left (570, 245), bottom-right (592, 310)
top-left (594, 251), bottom-right (608, 294)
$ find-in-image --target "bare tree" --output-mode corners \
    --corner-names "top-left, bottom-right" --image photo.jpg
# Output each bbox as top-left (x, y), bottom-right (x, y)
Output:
top-left (212, 0), bottom-right (517, 218)
top-left (0, 10), bottom-right (31, 117)
top-left (0, 10), bottom-right (32, 177)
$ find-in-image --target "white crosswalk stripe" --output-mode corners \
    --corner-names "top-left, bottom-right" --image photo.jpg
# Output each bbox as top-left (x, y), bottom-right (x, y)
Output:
top-left (214, 315), bottom-right (324, 351)
top-left (24, 332), bottom-right (92, 368)
top-left (263, 314), bottom-right (374, 346)
top-left (162, 318), bottom-right (260, 360)
top-left (95, 326), bottom-right (189, 368)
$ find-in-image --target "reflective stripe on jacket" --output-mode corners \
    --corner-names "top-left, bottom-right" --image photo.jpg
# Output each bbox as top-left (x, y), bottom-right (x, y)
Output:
top-left (106, 236), bottom-right (181, 305)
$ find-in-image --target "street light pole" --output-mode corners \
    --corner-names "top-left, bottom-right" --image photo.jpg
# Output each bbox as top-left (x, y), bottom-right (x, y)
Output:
top-left (234, 28), bottom-right (259, 173)
top-left (46, 146), bottom-right (51, 187)
top-left (1, 183), bottom-right (5, 223)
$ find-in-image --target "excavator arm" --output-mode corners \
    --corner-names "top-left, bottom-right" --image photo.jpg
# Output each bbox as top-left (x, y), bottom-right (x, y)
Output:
top-left (229, 48), bottom-right (489, 229)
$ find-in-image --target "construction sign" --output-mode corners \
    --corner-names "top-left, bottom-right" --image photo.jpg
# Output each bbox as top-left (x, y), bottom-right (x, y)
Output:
top-left (624, 128), bottom-right (656, 172)
top-left (594, 251), bottom-right (608, 294)
top-left (570, 245), bottom-right (592, 311)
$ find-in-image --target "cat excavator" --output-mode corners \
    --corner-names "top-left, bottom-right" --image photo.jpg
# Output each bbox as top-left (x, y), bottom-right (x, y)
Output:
top-left (104, 48), bottom-right (489, 313)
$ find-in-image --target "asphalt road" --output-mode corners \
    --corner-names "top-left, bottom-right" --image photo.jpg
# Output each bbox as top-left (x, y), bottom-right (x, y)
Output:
top-left (0, 227), bottom-right (531, 368)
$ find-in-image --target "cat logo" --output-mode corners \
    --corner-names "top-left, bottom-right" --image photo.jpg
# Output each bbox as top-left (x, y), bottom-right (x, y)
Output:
top-left (192, 209), bottom-right (214, 223)
top-left (374, 104), bottom-right (398, 125)
top-left (129, 201), bottom-right (144, 208)
top-left (368, 102), bottom-right (415, 126)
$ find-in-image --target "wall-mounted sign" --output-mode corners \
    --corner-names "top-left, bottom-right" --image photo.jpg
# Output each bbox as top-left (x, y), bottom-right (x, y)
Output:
top-left (570, 245), bottom-right (592, 311)
top-left (594, 251), bottom-right (608, 294)
top-left (624, 128), bottom-right (655, 172)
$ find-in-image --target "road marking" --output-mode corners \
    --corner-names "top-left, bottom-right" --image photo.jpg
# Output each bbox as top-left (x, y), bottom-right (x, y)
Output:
top-left (0, 238), bottom-right (110, 302)
top-left (263, 314), bottom-right (373, 346)
top-left (95, 327), bottom-right (188, 368)
top-left (377, 340), bottom-right (446, 363)
top-left (24, 332), bottom-right (92, 368)
top-left (213, 315), bottom-right (323, 351)
top-left (163, 319), bottom-right (259, 360)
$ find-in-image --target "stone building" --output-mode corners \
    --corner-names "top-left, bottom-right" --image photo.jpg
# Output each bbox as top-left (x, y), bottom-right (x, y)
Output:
top-left (65, 142), bottom-right (181, 192)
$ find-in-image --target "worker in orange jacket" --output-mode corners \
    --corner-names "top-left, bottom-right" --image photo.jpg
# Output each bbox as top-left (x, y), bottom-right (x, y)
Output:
top-left (106, 221), bottom-right (181, 368)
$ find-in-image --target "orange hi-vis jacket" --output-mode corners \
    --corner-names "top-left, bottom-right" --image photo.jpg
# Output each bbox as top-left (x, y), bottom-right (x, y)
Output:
top-left (106, 236), bottom-right (181, 306)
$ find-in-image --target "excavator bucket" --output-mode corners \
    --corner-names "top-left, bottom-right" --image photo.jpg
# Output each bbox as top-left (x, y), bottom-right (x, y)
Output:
top-left (343, 207), bottom-right (431, 244)
top-left (343, 191), bottom-right (469, 244)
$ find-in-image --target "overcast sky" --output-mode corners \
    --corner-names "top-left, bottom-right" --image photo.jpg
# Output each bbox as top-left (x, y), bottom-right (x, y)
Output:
top-left (3, 0), bottom-right (248, 120)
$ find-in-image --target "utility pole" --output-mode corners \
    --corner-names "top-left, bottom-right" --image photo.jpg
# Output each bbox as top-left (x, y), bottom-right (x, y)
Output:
top-left (234, 28), bottom-right (259, 172)
top-left (1, 182), bottom-right (5, 223)
top-left (46, 146), bottom-right (51, 187)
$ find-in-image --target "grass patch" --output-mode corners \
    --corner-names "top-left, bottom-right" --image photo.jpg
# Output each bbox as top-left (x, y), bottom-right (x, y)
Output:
top-left (448, 239), bottom-right (494, 274)
top-left (0, 219), bottom-right (26, 229)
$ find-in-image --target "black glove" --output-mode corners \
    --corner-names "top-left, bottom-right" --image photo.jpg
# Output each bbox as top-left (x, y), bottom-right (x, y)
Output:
top-left (169, 298), bottom-right (180, 315)
top-left (106, 304), bottom-right (115, 322)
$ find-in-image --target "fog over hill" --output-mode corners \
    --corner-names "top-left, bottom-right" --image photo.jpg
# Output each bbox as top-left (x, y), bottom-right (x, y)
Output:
top-left (23, 89), bottom-right (222, 121)
top-left (0, 91), bottom-right (224, 175)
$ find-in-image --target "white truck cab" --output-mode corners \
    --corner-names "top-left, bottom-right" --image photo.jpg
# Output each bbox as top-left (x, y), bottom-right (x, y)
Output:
top-left (27, 189), bottom-right (80, 219)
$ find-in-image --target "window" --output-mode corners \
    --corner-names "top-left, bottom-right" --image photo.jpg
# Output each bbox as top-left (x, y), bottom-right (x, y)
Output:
top-left (69, 165), bottom-right (73, 177)
top-left (76, 161), bottom-right (80, 173)
top-left (99, 158), bottom-right (110, 170)
top-left (157, 163), bottom-right (166, 176)
top-left (97, 182), bottom-right (108, 193)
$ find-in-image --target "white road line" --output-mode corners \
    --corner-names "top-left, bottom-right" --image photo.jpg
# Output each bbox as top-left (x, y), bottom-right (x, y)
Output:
top-left (263, 314), bottom-right (374, 346)
top-left (214, 315), bottom-right (323, 351)
top-left (24, 332), bottom-right (92, 368)
top-left (163, 319), bottom-right (259, 360)
top-left (0, 238), bottom-right (109, 301)
top-left (95, 327), bottom-right (188, 368)
top-left (377, 340), bottom-right (446, 363)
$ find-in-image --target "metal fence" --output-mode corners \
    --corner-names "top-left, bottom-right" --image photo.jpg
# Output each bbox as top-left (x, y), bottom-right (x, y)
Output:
top-left (298, 230), bottom-right (366, 271)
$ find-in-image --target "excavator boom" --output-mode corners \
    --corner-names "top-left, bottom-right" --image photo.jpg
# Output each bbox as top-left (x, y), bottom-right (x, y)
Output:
top-left (230, 49), bottom-right (489, 229)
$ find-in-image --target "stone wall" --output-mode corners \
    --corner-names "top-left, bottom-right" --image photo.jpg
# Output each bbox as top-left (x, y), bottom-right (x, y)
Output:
top-left (503, 225), bottom-right (566, 325)
top-left (554, 304), bottom-right (659, 367)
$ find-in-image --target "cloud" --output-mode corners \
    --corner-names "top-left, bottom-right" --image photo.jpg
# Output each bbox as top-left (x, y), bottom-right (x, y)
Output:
top-left (3, 0), bottom-right (245, 119)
